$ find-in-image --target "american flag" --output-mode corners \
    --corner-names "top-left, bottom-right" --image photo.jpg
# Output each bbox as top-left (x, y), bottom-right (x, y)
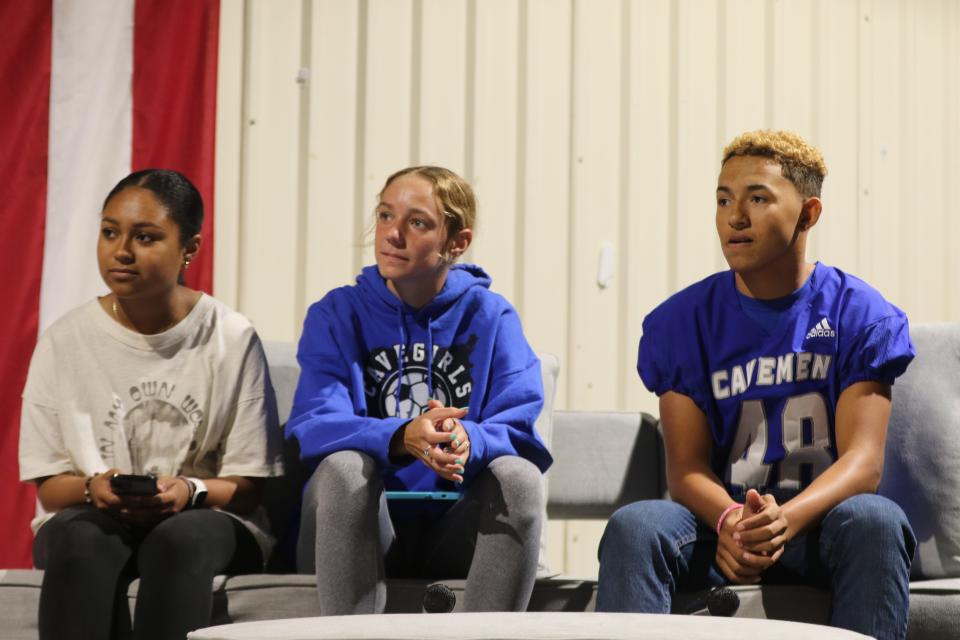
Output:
top-left (0, 0), bottom-right (219, 567)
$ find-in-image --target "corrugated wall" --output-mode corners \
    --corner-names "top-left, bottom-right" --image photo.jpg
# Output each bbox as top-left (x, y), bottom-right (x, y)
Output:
top-left (214, 0), bottom-right (960, 577)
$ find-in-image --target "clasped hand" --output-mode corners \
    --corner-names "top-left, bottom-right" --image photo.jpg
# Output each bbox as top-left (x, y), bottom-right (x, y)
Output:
top-left (402, 399), bottom-right (470, 483)
top-left (86, 469), bottom-right (192, 526)
top-left (715, 488), bottom-right (789, 584)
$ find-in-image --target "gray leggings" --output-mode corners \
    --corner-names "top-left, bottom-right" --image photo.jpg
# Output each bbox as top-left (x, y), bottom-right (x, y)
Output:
top-left (297, 451), bottom-right (544, 614)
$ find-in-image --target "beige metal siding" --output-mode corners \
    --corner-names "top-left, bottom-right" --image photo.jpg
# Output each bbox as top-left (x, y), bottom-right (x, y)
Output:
top-left (215, 0), bottom-right (960, 578)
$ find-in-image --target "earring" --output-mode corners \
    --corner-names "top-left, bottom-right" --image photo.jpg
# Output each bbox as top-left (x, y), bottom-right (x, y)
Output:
top-left (183, 258), bottom-right (192, 270)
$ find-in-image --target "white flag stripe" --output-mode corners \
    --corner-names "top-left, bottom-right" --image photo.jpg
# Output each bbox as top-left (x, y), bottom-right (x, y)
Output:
top-left (42, 0), bottom-right (135, 332)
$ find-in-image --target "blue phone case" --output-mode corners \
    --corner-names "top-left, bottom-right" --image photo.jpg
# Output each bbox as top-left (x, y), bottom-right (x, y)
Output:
top-left (385, 491), bottom-right (460, 501)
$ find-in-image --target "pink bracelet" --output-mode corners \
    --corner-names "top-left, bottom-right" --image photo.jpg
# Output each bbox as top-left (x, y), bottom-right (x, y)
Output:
top-left (715, 503), bottom-right (743, 536)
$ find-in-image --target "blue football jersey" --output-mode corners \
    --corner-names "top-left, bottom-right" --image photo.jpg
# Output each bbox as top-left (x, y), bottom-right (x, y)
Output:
top-left (638, 263), bottom-right (914, 496)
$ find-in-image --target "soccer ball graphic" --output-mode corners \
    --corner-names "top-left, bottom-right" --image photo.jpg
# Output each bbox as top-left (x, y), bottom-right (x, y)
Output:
top-left (383, 368), bottom-right (449, 418)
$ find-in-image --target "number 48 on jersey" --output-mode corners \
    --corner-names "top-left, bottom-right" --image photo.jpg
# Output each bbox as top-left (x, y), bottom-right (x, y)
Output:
top-left (726, 392), bottom-right (834, 492)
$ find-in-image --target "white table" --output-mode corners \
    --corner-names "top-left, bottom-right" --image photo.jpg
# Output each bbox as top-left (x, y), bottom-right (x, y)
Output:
top-left (189, 612), bottom-right (871, 640)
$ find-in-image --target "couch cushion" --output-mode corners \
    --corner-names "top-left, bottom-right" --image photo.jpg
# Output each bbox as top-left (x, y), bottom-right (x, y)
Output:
top-left (546, 411), bottom-right (662, 519)
top-left (263, 341), bottom-right (299, 426)
top-left (905, 578), bottom-right (960, 640)
top-left (880, 323), bottom-right (960, 579)
top-left (5, 569), bottom-right (955, 639)
top-left (0, 570), bottom-right (42, 640)
top-left (673, 584), bottom-right (831, 625)
top-left (672, 581), bottom-right (957, 640)
top-left (206, 574), bottom-right (598, 623)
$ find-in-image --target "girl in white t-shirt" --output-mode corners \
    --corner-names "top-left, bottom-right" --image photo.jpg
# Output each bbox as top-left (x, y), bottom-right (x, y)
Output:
top-left (19, 169), bottom-right (283, 640)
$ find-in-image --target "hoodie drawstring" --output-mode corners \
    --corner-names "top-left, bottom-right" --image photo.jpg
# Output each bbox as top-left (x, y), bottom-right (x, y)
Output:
top-left (395, 309), bottom-right (406, 416)
top-left (394, 310), bottom-right (437, 418)
top-left (426, 317), bottom-right (434, 402)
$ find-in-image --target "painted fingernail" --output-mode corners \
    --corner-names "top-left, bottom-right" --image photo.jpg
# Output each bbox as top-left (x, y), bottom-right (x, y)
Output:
top-left (455, 459), bottom-right (463, 465)
top-left (450, 433), bottom-right (457, 441)
top-left (453, 439), bottom-right (460, 447)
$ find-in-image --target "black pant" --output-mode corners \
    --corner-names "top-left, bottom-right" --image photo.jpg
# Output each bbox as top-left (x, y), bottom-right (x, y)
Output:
top-left (33, 506), bottom-right (262, 640)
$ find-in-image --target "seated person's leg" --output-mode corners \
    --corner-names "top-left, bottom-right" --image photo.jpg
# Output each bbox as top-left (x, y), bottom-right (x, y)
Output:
top-left (34, 505), bottom-right (136, 640)
top-left (418, 455), bottom-right (544, 611)
top-left (818, 494), bottom-right (915, 640)
top-left (465, 455), bottom-right (543, 611)
top-left (597, 499), bottom-right (723, 613)
top-left (133, 509), bottom-right (261, 640)
top-left (299, 450), bottom-right (393, 614)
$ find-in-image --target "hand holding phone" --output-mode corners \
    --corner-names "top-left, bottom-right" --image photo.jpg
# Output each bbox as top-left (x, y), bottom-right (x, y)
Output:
top-left (110, 473), bottom-right (159, 496)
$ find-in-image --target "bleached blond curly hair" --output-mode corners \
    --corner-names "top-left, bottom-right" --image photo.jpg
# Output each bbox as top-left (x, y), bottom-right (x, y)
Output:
top-left (722, 130), bottom-right (828, 197)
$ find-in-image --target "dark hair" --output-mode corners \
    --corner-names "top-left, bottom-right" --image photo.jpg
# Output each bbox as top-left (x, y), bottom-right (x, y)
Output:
top-left (102, 169), bottom-right (204, 245)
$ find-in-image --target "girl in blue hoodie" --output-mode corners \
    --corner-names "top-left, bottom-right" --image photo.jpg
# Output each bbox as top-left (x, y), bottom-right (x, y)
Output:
top-left (287, 166), bottom-right (553, 613)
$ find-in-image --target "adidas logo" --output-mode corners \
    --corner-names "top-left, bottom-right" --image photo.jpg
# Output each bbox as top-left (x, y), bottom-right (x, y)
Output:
top-left (805, 318), bottom-right (836, 339)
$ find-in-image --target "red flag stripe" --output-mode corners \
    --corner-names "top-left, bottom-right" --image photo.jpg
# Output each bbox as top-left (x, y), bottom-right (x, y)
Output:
top-left (0, 0), bottom-right (51, 568)
top-left (132, 0), bottom-right (220, 294)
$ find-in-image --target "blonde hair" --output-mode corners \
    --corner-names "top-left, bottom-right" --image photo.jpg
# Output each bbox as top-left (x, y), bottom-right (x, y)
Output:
top-left (722, 130), bottom-right (828, 197)
top-left (379, 166), bottom-right (476, 241)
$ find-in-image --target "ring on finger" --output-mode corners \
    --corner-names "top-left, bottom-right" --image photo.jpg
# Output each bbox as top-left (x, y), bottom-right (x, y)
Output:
top-left (422, 446), bottom-right (431, 458)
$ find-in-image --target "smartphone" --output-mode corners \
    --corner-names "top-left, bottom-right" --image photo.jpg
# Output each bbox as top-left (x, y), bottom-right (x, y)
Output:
top-left (385, 491), bottom-right (460, 501)
top-left (110, 473), bottom-right (159, 495)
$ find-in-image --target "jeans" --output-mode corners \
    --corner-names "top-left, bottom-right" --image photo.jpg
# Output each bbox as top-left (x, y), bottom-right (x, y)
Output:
top-left (596, 494), bottom-right (916, 640)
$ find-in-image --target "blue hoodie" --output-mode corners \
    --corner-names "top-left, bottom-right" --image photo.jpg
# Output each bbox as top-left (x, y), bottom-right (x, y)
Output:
top-left (286, 264), bottom-right (553, 493)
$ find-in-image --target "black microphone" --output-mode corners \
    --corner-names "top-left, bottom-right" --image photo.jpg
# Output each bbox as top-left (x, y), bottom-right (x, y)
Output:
top-left (685, 585), bottom-right (740, 617)
top-left (705, 586), bottom-right (740, 617)
top-left (422, 583), bottom-right (456, 613)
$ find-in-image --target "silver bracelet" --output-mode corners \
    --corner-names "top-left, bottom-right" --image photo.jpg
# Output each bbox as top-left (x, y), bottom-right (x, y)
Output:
top-left (176, 475), bottom-right (196, 506)
top-left (83, 473), bottom-right (99, 504)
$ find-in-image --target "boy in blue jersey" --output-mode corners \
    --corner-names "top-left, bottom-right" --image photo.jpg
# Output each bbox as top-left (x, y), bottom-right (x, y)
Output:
top-left (597, 130), bottom-right (916, 639)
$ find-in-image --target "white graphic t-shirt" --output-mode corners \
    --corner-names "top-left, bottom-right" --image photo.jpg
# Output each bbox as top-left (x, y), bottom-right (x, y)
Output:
top-left (19, 295), bottom-right (284, 558)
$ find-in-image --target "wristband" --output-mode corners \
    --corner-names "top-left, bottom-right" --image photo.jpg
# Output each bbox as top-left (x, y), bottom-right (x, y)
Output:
top-left (716, 503), bottom-right (743, 536)
top-left (190, 477), bottom-right (208, 508)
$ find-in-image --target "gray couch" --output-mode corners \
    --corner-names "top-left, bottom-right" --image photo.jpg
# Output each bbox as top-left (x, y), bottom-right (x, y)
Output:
top-left (2, 324), bottom-right (958, 639)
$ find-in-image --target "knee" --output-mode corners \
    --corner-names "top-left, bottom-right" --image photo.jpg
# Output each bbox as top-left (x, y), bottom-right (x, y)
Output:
top-left (305, 451), bottom-right (380, 505)
top-left (825, 495), bottom-right (916, 556)
top-left (599, 501), bottom-right (681, 562)
top-left (42, 516), bottom-right (127, 571)
top-left (141, 514), bottom-right (207, 560)
top-left (139, 514), bottom-right (217, 577)
top-left (481, 456), bottom-right (544, 524)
